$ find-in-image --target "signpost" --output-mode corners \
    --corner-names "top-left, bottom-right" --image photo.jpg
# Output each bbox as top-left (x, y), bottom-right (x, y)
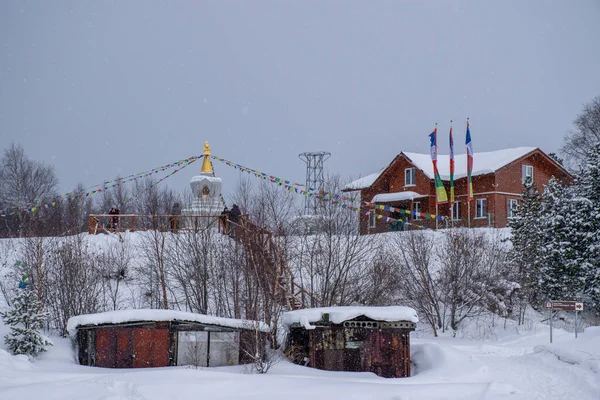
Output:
top-left (545, 300), bottom-right (584, 342)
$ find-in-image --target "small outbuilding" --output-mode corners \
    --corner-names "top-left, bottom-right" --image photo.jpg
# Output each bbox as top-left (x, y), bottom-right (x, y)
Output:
top-left (67, 309), bottom-right (269, 368)
top-left (283, 306), bottom-right (418, 378)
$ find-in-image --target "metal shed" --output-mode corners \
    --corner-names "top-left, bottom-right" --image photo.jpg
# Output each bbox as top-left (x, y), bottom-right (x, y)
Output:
top-left (67, 309), bottom-right (269, 368)
top-left (283, 306), bottom-right (418, 378)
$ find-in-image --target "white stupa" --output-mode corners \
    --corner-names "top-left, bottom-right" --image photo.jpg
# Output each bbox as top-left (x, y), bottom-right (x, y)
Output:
top-left (182, 141), bottom-right (223, 216)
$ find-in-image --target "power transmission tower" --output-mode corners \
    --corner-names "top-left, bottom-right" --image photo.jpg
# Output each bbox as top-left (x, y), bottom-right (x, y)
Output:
top-left (298, 151), bottom-right (331, 215)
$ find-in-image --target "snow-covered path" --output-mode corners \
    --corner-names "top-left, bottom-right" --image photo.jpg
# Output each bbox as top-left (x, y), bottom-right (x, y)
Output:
top-left (0, 324), bottom-right (598, 400)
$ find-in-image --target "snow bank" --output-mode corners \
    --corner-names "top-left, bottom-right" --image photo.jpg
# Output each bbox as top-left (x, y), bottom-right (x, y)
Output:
top-left (67, 309), bottom-right (270, 337)
top-left (282, 306), bottom-right (418, 329)
top-left (533, 326), bottom-right (600, 374)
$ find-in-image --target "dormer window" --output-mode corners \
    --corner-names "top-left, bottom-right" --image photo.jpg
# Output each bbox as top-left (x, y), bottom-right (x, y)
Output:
top-left (405, 168), bottom-right (416, 186)
top-left (522, 165), bottom-right (533, 184)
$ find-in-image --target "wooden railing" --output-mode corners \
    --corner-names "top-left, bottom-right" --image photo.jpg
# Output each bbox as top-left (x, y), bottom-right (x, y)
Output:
top-left (87, 214), bottom-right (246, 235)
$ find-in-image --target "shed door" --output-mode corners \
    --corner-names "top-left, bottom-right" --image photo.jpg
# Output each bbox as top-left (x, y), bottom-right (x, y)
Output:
top-left (133, 327), bottom-right (170, 368)
top-left (177, 331), bottom-right (208, 367)
top-left (115, 329), bottom-right (133, 368)
top-left (209, 332), bottom-right (239, 367)
top-left (96, 328), bottom-right (117, 368)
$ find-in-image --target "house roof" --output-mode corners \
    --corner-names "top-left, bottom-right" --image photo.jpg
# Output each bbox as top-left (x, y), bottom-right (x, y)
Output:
top-left (343, 170), bottom-right (383, 191)
top-left (67, 309), bottom-right (270, 337)
top-left (345, 147), bottom-right (541, 190)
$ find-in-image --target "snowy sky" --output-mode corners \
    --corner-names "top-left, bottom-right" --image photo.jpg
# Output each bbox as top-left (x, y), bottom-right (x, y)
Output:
top-left (1, 1), bottom-right (600, 200)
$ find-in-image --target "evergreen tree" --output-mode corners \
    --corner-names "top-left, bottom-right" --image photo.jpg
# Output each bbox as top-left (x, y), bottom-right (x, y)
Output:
top-left (1, 261), bottom-right (52, 358)
top-left (537, 178), bottom-right (583, 301)
top-left (572, 144), bottom-right (600, 310)
top-left (507, 177), bottom-right (543, 319)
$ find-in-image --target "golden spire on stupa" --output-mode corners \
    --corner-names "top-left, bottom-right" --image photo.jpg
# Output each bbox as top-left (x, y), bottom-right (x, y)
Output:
top-left (201, 141), bottom-right (213, 174)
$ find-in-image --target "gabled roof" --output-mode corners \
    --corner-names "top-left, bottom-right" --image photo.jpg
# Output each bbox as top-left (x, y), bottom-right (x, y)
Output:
top-left (344, 147), bottom-right (563, 190)
top-left (343, 170), bottom-right (384, 191)
top-left (404, 147), bottom-right (537, 180)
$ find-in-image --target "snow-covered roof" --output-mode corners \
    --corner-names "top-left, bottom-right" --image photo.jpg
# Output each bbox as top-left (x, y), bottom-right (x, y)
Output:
top-left (282, 306), bottom-right (418, 329)
top-left (343, 170), bottom-right (383, 190)
top-left (67, 309), bottom-right (270, 337)
top-left (345, 147), bottom-right (537, 189)
top-left (371, 191), bottom-right (429, 203)
top-left (404, 147), bottom-right (537, 180)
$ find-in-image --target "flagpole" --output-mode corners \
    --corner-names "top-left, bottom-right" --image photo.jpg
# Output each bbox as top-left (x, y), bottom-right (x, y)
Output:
top-left (466, 117), bottom-right (472, 228)
top-left (449, 120), bottom-right (454, 228)
top-left (435, 123), bottom-right (438, 230)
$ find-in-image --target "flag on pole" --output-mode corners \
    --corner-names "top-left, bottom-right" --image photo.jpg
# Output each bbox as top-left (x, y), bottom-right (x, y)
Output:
top-left (429, 127), bottom-right (448, 203)
top-left (449, 124), bottom-right (455, 204)
top-left (465, 119), bottom-right (474, 201)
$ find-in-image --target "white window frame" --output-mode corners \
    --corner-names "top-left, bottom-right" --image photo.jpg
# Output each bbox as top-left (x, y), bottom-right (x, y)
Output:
top-left (368, 211), bottom-right (376, 228)
top-left (522, 165), bottom-right (533, 184)
top-left (451, 201), bottom-right (461, 220)
top-left (405, 167), bottom-right (416, 186)
top-left (476, 198), bottom-right (487, 219)
top-left (413, 202), bottom-right (421, 220)
top-left (507, 199), bottom-right (518, 219)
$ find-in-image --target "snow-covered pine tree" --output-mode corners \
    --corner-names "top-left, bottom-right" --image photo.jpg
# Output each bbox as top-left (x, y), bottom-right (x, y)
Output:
top-left (1, 261), bottom-right (52, 358)
top-left (572, 144), bottom-right (600, 311)
top-left (537, 178), bottom-right (583, 302)
top-left (507, 177), bottom-right (543, 320)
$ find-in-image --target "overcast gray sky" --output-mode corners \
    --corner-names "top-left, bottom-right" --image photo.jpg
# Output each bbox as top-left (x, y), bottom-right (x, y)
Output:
top-left (1, 1), bottom-right (599, 201)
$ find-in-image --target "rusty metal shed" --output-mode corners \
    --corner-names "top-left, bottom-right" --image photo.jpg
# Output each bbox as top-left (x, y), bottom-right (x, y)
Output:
top-left (283, 306), bottom-right (418, 378)
top-left (67, 309), bottom-right (269, 368)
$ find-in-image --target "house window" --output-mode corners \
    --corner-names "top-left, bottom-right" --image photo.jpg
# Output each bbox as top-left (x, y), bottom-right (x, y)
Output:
top-left (508, 199), bottom-right (518, 219)
top-left (451, 202), bottom-right (461, 220)
top-left (476, 198), bottom-right (487, 218)
top-left (368, 211), bottom-right (376, 228)
top-left (405, 168), bottom-right (416, 186)
top-left (413, 202), bottom-right (421, 220)
top-left (522, 165), bottom-right (533, 184)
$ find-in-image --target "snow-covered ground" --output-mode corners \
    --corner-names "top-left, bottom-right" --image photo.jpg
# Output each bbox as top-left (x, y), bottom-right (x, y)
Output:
top-left (1, 315), bottom-right (598, 400)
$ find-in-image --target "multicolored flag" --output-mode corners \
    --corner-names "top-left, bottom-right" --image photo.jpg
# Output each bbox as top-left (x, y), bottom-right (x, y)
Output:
top-left (449, 124), bottom-right (455, 204)
top-left (429, 127), bottom-right (448, 203)
top-left (465, 119), bottom-right (474, 201)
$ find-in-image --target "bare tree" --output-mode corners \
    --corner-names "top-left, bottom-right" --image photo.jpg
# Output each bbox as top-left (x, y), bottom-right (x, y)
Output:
top-left (168, 225), bottom-right (218, 314)
top-left (561, 96), bottom-right (600, 168)
top-left (44, 235), bottom-right (103, 335)
top-left (437, 229), bottom-right (516, 333)
top-left (393, 231), bottom-right (443, 336)
top-left (290, 174), bottom-right (372, 307)
top-left (139, 229), bottom-right (170, 309)
top-left (0, 143), bottom-right (59, 237)
top-left (97, 239), bottom-right (134, 310)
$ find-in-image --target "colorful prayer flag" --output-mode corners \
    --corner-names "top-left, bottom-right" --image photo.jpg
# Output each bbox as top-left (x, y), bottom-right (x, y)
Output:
top-left (466, 120), bottom-right (474, 201)
top-left (449, 125), bottom-right (455, 204)
top-left (429, 127), bottom-right (448, 203)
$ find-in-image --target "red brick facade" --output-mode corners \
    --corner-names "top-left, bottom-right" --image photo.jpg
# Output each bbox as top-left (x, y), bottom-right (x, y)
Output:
top-left (351, 149), bottom-right (572, 234)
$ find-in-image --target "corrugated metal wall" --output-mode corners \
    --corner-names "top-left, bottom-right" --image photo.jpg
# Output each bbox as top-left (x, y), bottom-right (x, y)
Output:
top-left (292, 325), bottom-right (412, 378)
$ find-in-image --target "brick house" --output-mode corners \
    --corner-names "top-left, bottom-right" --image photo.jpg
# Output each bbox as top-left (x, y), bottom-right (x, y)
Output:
top-left (344, 147), bottom-right (573, 233)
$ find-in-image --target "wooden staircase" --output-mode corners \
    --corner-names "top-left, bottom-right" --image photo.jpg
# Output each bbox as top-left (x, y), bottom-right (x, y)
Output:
top-left (229, 217), bottom-right (313, 311)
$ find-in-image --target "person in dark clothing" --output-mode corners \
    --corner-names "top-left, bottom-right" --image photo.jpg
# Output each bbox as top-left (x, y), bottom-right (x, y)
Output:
top-left (228, 204), bottom-right (241, 238)
top-left (228, 204), bottom-right (241, 224)
top-left (220, 205), bottom-right (230, 234)
top-left (108, 206), bottom-right (120, 232)
top-left (170, 202), bottom-right (181, 232)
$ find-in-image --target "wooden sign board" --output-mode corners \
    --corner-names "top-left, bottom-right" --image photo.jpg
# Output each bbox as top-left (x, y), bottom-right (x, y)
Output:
top-left (545, 301), bottom-right (583, 311)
